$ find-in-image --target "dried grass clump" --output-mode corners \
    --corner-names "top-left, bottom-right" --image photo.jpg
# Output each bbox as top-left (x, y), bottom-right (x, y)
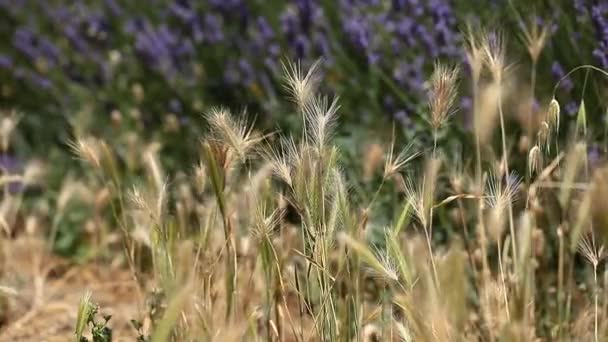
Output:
top-left (4, 19), bottom-right (608, 341)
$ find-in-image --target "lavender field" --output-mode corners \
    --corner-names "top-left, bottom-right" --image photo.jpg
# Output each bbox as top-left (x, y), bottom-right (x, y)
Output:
top-left (1, 1), bottom-right (608, 341)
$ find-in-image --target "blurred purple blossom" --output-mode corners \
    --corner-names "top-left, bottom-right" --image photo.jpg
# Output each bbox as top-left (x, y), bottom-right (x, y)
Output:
top-left (565, 101), bottom-right (578, 116)
top-left (551, 62), bottom-right (574, 92)
top-left (588, 144), bottom-right (602, 169)
top-left (0, 55), bottom-right (13, 69)
top-left (0, 154), bottom-right (23, 193)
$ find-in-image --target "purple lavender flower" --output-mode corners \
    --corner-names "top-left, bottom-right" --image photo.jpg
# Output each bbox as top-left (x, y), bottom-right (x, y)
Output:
top-left (588, 144), bottom-right (602, 169)
top-left (202, 13), bottom-right (224, 43)
top-left (0, 55), bottom-right (13, 69)
top-left (0, 155), bottom-right (23, 194)
top-left (565, 101), bottom-right (579, 116)
top-left (551, 62), bottom-right (574, 92)
top-left (104, 0), bottom-right (122, 17)
top-left (169, 98), bottom-right (182, 113)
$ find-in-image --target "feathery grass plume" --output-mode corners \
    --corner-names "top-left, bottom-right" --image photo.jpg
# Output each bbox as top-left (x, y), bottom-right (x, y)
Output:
top-left (486, 172), bottom-right (521, 216)
top-left (129, 183), bottom-right (167, 226)
top-left (371, 248), bottom-right (400, 283)
top-left (403, 177), bottom-right (428, 229)
top-left (338, 232), bottom-right (398, 281)
top-left (302, 94), bottom-right (340, 153)
top-left (383, 139), bottom-right (420, 179)
top-left (479, 279), bottom-right (509, 333)
top-left (528, 145), bottom-right (542, 177)
top-left (282, 59), bottom-right (322, 109)
top-left (537, 121), bottom-right (551, 152)
top-left (548, 98), bottom-right (560, 134)
top-left (463, 23), bottom-right (485, 84)
top-left (404, 159), bottom-right (440, 285)
top-left (518, 16), bottom-right (550, 63)
top-left (427, 62), bottom-right (460, 130)
top-left (262, 135), bottom-right (300, 187)
top-left (486, 172), bottom-right (521, 243)
top-left (578, 233), bottom-right (606, 269)
top-left (385, 228), bottom-right (413, 287)
top-left (252, 202), bottom-right (283, 241)
top-left (206, 107), bottom-right (261, 160)
top-left (68, 137), bottom-right (103, 169)
top-left (482, 30), bottom-right (509, 83)
top-left (394, 321), bottom-right (414, 342)
top-left (75, 290), bottom-right (93, 342)
top-left (482, 30), bottom-right (516, 258)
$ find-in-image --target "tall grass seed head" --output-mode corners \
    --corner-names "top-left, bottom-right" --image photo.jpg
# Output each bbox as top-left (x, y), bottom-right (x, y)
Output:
top-left (537, 121), bottom-right (551, 152)
top-left (487, 206), bottom-right (507, 242)
top-left (282, 59), bottom-right (322, 109)
top-left (206, 107), bottom-right (261, 161)
top-left (528, 145), bottom-right (542, 176)
top-left (548, 98), bottom-right (560, 133)
top-left (428, 62), bottom-right (459, 130)
top-left (464, 24), bottom-right (485, 83)
top-left (262, 136), bottom-right (299, 187)
top-left (303, 95), bottom-right (340, 152)
top-left (383, 140), bottom-right (420, 179)
top-left (521, 18), bottom-right (550, 62)
top-left (404, 177), bottom-right (428, 228)
top-left (482, 31), bottom-right (508, 83)
top-left (486, 172), bottom-right (521, 219)
top-left (252, 203), bottom-right (283, 241)
top-left (577, 234), bottom-right (606, 268)
top-left (69, 137), bottom-right (103, 169)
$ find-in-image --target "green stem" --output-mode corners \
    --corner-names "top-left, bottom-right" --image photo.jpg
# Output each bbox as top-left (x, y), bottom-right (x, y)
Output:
top-left (552, 65), bottom-right (608, 97)
top-left (498, 92), bottom-right (518, 265)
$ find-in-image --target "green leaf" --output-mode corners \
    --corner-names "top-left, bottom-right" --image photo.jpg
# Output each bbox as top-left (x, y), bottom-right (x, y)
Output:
top-left (576, 100), bottom-right (587, 137)
top-left (393, 201), bottom-right (411, 236)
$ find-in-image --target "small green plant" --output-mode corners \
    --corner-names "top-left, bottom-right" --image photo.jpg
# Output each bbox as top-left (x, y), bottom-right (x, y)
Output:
top-left (74, 291), bottom-right (113, 342)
